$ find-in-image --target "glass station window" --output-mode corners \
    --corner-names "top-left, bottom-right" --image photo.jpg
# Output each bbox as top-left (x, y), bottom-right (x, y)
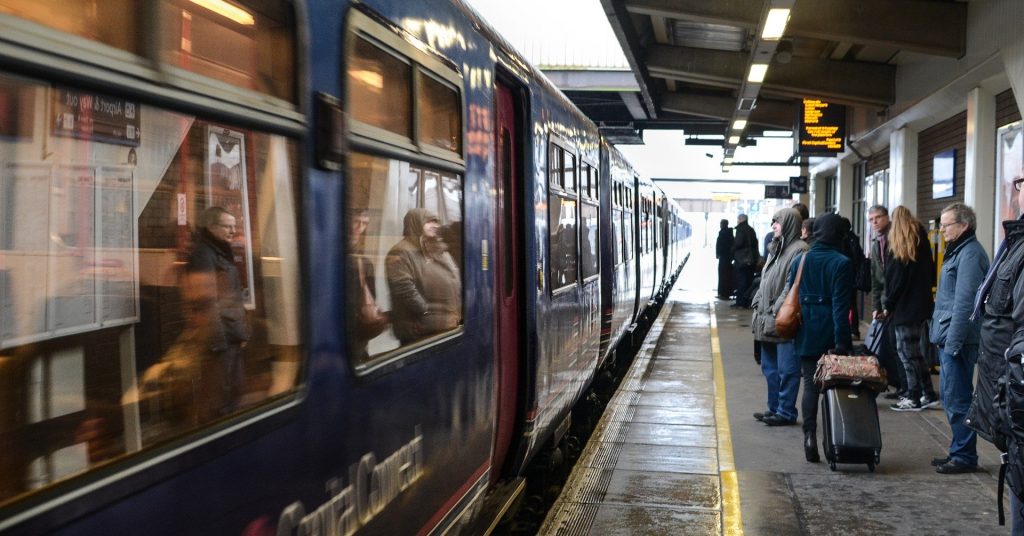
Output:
top-left (0, 73), bottom-right (304, 505)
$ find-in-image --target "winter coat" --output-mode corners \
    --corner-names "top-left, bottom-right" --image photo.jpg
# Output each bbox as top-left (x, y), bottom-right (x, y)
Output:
top-left (386, 208), bottom-right (462, 344)
top-left (870, 230), bottom-right (890, 313)
top-left (789, 214), bottom-right (853, 358)
top-left (929, 231), bottom-right (989, 354)
top-left (883, 224), bottom-right (935, 326)
top-left (186, 228), bottom-right (250, 351)
top-left (967, 217), bottom-right (1024, 450)
top-left (751, 208), bottom-right (807, 342)
top-left (732, 221), bottom-right (759, 268)
top-left (716, 228), bottom-right (734, 263)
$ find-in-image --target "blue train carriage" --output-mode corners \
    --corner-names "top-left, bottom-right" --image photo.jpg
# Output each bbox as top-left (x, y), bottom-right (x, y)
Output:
top-left (597, 141), bottom-right (639, 366)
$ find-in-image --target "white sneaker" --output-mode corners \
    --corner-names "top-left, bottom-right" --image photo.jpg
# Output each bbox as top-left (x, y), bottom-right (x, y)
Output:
top-left (920, 396), bottom-right (942, 410)
top-left (890, 397), bottom-right (923, 412)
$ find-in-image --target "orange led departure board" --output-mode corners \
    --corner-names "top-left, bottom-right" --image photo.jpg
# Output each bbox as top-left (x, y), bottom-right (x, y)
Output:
top-left (796, 98), bottom-right (846, 155)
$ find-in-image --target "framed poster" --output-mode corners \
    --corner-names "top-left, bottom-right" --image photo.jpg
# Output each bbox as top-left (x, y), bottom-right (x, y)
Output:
top-left (206, 126), bottom-right (255, 309)
top-left (996, 121), bottom-right (1023, 241)
top-left (932, 149), bottom-right (955, 199)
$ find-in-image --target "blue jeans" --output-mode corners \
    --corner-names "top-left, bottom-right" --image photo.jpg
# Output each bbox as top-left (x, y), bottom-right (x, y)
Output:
top-left (894, 322), bottom-right (937, 401)
top-left (761, 341), bottom-right (800, 421)
top-left (939, 345), bottom-right (978, 466)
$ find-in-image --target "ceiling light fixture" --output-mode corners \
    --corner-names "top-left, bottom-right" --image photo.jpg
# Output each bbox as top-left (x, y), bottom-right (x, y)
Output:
top-left (189, 0), bottom-right (255, 25)
top-left (747, 63), bottom-right (768, 83)
top-left (728, 135), bottom-right (741, 145)
top-left (762, 8), bottom-right (791, 40)
top-left (732, 119), bottom-right (747, 130)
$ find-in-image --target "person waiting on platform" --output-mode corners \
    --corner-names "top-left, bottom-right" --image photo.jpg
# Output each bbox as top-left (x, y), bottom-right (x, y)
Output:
top-left (386, 208), bottom-right (462, 345)
top-left (882, 206), bottom-right (939, 412)
top-left (929, 203), bottom-right (989, 474)
top-left (968, 175), bottom-right (1024, 531)
top-left (800, 217), bottom-right (815, 243)
top-left (731, 213), bottom-right (759, 308)
top-left (716, 219), bottom-right (735, 300)
top-left (751, 208), bottom-right (807, 427)
top-left (789, 213), bottom-right (853, 463)
top-left (185, 206), bottom-right (250, 416)
top-left (348, 208), bottom-right (389, 362)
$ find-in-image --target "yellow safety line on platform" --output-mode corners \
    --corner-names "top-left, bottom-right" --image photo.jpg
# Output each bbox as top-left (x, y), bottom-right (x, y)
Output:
top-left (710, 302), bottom-right (743, 535)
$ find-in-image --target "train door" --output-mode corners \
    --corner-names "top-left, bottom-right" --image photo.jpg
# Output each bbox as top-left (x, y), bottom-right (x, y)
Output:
top-left (492, 80), bottom-right (523, 482)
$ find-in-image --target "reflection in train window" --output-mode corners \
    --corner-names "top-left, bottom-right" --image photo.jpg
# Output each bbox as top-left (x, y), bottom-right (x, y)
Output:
top-left (418, 73), bottom-right (461, 153)
top-left (0, 0), bottom-right (143, 54)
top-left (580, 202), bottom-right (599, 279)
top-left (0, 73), bottom-right (304, 505)
top-left (346, 153), bottom-right (464, 365)
top-left (347, 35), bottom-right (413, 138)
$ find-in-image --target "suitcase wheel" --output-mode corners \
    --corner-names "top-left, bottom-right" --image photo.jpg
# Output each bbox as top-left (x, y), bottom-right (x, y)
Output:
top-left (829, 460), bottom-right (837, 471)
top-left (867, 460), bottom-right (875, 472)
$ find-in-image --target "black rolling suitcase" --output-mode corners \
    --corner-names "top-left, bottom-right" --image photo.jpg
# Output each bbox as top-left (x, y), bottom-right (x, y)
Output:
top-left (820, 386), bottom-right (882, 471)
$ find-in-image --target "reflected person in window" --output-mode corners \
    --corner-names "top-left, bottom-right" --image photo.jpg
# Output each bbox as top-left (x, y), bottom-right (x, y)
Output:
top-left (186, 206), bottom-right (250, 414)
top-left (348, 208), bottom-right (389, 361)
top-left (386, 208), bottom-right (462, 345)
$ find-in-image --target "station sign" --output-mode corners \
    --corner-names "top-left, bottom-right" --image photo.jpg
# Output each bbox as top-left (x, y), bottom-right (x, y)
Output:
top-left (52, 87), bottom-right (141, 147)
top-left (796, 98), bottom-right (845, 155)
top-left (765, 185), bottom-right (791, 199)
top-left (789, 176), bottom-right (808, 194)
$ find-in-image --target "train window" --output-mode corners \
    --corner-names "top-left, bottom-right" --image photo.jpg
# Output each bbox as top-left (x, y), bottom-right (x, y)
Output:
top-left (417, 73), bottom-right (462, 153)
top-left (0, 73), bottom-right (304, 505)
top-left (548, 144), bottom-right (562, 189)
top-left (0, 0), bottom-right (143, 54)
top-left (159, 1), bottom-right (297, 102)
top-left (346, 153), bottom-right (463, 365)
top-left (580, 202), bottom-right (599, 279)
top-left (347, 35), bottom-right (413, 139)
top-left (548, 140), bottom-right (578, 291)
top-left (611, 211), bottom-right (623, 265)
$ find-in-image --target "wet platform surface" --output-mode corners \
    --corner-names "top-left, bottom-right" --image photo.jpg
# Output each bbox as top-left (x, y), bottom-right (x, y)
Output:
top-left (541, 285), bottom-right (1009, 535)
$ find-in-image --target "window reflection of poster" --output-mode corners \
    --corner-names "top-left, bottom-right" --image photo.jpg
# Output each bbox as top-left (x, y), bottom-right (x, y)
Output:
top-left (997, 122), bottom-right (1023, 241)
top-left (206, 126), bottom-right (255, 309)
top-left (1, 163), bottom-right (52, 346)
top-left (98, 167), bottom-right (138, 324)
top-left (51, 167), bottom-right (97, 333)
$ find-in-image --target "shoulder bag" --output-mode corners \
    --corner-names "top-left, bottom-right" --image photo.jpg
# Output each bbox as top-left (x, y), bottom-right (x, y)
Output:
top-left (774, 253), bottom-right (806, 339)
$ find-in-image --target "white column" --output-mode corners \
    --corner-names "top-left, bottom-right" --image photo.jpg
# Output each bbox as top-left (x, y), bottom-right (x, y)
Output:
top-left (810, 172), bottom-right (827, 216)
top-left (966, 87), bottom-right (996, 257)
top-left (837, 157), bottom-right (855, 218)
top-left (889, 127), bottom-right (919, 213)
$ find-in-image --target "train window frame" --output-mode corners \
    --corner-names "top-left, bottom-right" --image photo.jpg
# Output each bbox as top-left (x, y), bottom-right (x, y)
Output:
top-left (547, 134), bottom-right (580, 295)
top-left (579, 159), bottom-right (599, 282)
top-left (343, 8), bottom-right (465, 169)
top-left (342, 6), bottom-right (467, 376)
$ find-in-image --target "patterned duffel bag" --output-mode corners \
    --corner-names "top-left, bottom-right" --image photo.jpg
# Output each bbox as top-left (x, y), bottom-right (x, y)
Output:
top-left (813, 352), bottom-right (888, 392)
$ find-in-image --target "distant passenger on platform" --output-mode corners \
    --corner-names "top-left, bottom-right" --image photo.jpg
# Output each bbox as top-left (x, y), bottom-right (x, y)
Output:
top-left (731, 214), bottom-right (759, 308)
top-left (928, 203), bottom-right (988, 474)
top-left (349, 208), bottom-right (389, 362)
top-left (792, 202), bottom-right (809, 221)
top-left (882, 206), bottom-right (939, 412)
top-left (789, 213), bottom-right (853, 463)
top-left (751, 208), bottom-right (807, 426)
top-left (715, 219), bottom-right (735, 300)
top-left (386, 208), bottom-right (462, 345)
top-left (801, 217), bottom-right (815, 243)
top-left (838, 216), bottom-right (868, 339)
top-left (968, 175), bottom-right (1024, 532)
top-left (869, 205), bottom-right (907, 400)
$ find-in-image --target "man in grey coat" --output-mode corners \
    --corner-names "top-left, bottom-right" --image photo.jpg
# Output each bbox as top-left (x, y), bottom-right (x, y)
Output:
top-left (751, 208), bottom-right (807, 426)
top-left (930, 203), bottom-right (989, 473)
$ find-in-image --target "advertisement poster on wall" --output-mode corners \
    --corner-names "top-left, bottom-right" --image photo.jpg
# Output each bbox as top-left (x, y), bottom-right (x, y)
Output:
top-left (206, 126), bottom-right (256, 310)
top-left (996, 122), bottom-right (1023, 241)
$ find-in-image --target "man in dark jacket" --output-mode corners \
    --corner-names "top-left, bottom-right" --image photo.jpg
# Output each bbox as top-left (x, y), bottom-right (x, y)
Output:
top-left (969, 177), bottom-right (1024, 530)
top-left (732, 214), bottom-right (758, 308)
top-left (869, 204), bottom-right (906, 399)
top-left (186, 206), bottom-right (250, 415)
top-left (930, 203), bottom-right (989, 474)
top-left (715, 219), bottom-right (735, 300)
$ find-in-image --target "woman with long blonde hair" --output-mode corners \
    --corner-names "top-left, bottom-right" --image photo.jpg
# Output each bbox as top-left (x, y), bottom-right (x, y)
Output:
top-left (883, 205), bottom-right (938, 411)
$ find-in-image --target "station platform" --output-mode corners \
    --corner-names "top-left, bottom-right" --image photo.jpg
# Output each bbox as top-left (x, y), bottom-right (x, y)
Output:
top-left (540, 285), bottom-right (1009, 535)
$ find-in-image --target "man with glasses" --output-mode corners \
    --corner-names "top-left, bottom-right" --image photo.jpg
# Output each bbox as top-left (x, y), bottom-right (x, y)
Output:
top-left (969, 176), bottom-right (1024, 531)
top-left (929, 203), bottom-right (989, 474)
top-left (186, 206), bottom-right (250, 415)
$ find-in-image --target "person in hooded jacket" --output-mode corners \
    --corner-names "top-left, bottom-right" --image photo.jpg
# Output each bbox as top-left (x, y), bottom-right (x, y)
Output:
top-left (386, 208), bottom-right (462, 345)
top-left (716, 219), bottom-right (735, 299)
top-left (788, 213), bottom-right (853, 463)
top-left (883, 206), bottom-right (939, 411)
top-left (968, 176), bottom-right (1024, 532)
top-left (751, 208), bottom-right (807, 426)
top-left (928, 203), bottom-right (989, 474)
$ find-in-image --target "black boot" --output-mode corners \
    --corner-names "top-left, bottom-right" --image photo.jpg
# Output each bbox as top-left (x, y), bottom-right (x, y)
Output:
top-left (804, 431), bottom-right (820, 463)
